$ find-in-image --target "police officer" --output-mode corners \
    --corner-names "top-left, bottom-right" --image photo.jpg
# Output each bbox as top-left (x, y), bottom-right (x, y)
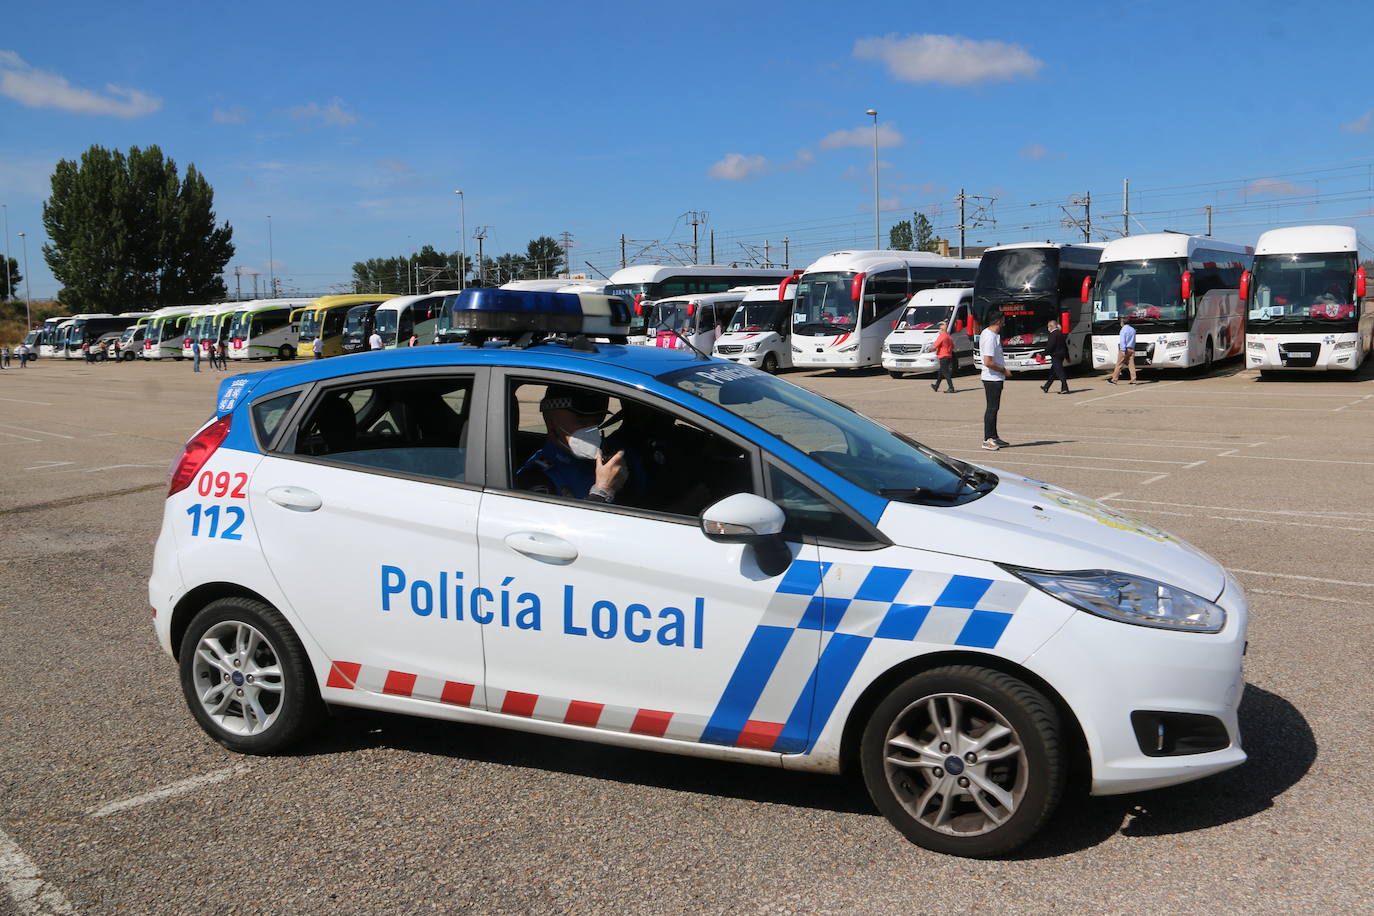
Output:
top-left (516, 386), bottom-right (627, 502)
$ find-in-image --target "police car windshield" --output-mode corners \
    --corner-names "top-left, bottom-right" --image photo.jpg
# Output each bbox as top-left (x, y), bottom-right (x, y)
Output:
top-left (660, 364), bottom-right (993, 505)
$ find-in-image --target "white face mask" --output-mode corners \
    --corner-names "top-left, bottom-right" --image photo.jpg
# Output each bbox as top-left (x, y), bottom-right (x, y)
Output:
top-left (566, 425), bottom-right (602, 460)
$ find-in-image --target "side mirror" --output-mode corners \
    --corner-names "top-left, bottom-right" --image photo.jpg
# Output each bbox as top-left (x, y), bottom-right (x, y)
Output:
top-left (1060, 311), bottom-right (1071, 334)
top-left (700, 493), bottom-right (791, 576)
top-left (1358, 265), bottom-right (1367, 299)
top-left (850, 272), bottom-right (867, 301)
top-left (1239, 270), bottom-right (1251, 303)
top-left (1080, 276), bottom-right (1092, 304)
top-left (1181, 270), bottom-right (1193, 301)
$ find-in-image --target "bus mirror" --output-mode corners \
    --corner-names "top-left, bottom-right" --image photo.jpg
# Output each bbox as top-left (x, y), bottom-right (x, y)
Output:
top-left (850, 272), bottom-right (867, 301)
top-left (1181, 270), bottom-right (1192, 301)
top-left (1358, 266), bottom-right (1367, 299)
top-left (634, 294), bottom-right (644, 316)
top-left (687, 303), bottom-right (696, 317)
top-left (1080, 276), bottom-right (1092, 304)
top-left (1060, 312), bottom-right (1071, 334)
top-left (778, 273), bottom-right (799, 302)
top-left (1239, 270), bottom-right (1251, 302)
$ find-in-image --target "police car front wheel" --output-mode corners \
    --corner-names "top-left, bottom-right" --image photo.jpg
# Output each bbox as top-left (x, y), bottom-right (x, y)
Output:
top-left (179, 597), bottom-right (323, 754)
top-left (860, 665), bottom-right (1064, 858)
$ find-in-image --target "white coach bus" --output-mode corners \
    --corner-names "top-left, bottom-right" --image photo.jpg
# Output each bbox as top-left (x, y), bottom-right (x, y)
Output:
top-left (789, 250), bottom-right (979, 370)
top-left (1089, 234), bottom-right (1252, 371)
top-left (1243, 225), bottom-right (1371, 373)
top-left (227, 298), bottom-right (314, 361)
top-left (606, 264), bottom-right (794, 346)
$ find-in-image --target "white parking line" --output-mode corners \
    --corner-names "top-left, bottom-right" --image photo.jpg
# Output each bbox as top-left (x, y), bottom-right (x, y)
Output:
top-left (0, 396), bottom-right (54, 406)
top-left (1112, 506), bottom-right (1374, 534)
top-left (972, 458), bottom-right (1163, 475)
top-left (1073, 380), bottom-right (1184, 405)
top-left (1246, 588), bottom-right (1367, 607)
top-left (0, 423), bottom-right (75, 440)
top-left (1232, 569), bottom-right (1374, 589)
top-left (0, 430), bottom-right (41, 442)
top-left (1104, 498), bottom-right (1374, 521)
top-left (1139, 474), bottom-right (1170, 486)
top-left (0, 827), bottom-right (76, 915)
top-left (941, 447), bottom-right (1192, 466)
top-left (24, 461), bottom-right (76, 472)
top-left (86, 765), bottom-right (250, 819)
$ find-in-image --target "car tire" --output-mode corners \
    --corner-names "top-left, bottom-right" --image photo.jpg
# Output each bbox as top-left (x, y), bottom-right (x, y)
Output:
top-left (888, 370), bottom-right (905, 379)
top-left (278, 345), bottom-right (295, 361)
top-left (178, 597), bottom-right (323, 754)
top-left (123, 350), bottom-right (137, 361)
top-left (860, 665), bottom-right (1064, 858)
top-left (761, 353), bottom-right (779, 374)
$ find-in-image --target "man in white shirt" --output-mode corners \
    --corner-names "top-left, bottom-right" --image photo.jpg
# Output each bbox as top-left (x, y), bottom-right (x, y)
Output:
top-left (368, 330), bottom-right (383, 351)
top-left (1108, 316), bottom-right (1138, 384)
top-left (979, 314), bottom-right (1012, 450)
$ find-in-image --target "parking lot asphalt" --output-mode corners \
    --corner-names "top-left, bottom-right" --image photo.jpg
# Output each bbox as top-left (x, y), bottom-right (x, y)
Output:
top-left (2, 355), bottom-right (1372, 914)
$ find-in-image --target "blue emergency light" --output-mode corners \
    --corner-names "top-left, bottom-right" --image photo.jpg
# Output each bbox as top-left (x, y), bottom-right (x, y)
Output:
top-left (444, 289), bottom-right (632, 345)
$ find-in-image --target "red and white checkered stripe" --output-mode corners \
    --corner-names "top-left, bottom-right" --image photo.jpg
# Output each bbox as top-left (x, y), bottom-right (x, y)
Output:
top-left (326, 661), bottom-right (725, 745)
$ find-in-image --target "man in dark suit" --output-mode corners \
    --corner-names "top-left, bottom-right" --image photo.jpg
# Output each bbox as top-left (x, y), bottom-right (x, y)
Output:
top-left (1040, 319), bottom-right (1070, 394)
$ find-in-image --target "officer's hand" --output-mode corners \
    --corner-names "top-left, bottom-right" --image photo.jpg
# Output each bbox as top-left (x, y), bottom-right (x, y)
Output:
top-left (595, 449), bottom-right (628, 493)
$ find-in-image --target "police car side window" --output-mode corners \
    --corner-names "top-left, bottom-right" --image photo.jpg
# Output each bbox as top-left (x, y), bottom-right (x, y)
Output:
top-left (252, 392), bottom-right (299, 445)
top-left (767, 463), bottom-right (874, 544)
top-left (293, 376), bottom-right (472, 482)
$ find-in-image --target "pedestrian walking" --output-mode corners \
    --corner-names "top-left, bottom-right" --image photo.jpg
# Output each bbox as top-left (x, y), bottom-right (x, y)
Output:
top-left (312, 335), bottom-right (324, 360)
top-left (192, 338), bottom-right (202, 372)
top-left (930, 320), bottom-right (956, 393)
top-left (17, 343), bottom-right (29, 368)
top-left (368, 330), bottom-right (383, 351)
top-left (83, 342), bottom-right (94, 364)
top-left (979, 313), bottom-right (1012, 450)
top-left (0, 347), bottom-right (9, 369)
top-left (1108, 316), bottom-right (1138, 385)
top-left (1040, 319), bottom-right (1071, 394)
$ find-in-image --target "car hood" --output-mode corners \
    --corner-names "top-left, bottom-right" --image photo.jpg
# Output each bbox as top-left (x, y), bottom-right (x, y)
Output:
top-left (878, 469), bottom-right (1225, 600)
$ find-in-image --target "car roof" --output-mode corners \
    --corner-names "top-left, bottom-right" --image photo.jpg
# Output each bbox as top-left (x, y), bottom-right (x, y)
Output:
top-left (229, 341), bottom-right (714, 404)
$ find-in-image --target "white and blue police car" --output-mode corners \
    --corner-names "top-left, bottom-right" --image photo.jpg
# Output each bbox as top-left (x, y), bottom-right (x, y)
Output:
top-left (151, 288), bottom-right (1248, 858)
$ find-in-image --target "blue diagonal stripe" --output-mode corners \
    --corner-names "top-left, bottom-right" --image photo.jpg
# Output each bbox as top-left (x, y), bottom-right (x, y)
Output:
top-left (854, 566), bottom-right (911, 602)
top-left (936, 575), bottom-right (993, 609)
top-left (799, 633), bottom-right (873, 754)
top-left (775, 560), bottom-right (830, 596)
top-left (701, 625), bottom-right (795, 746)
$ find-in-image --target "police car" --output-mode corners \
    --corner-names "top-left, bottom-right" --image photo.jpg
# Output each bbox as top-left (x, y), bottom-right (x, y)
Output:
top-left (151, 289), bottom-right (1248, 858)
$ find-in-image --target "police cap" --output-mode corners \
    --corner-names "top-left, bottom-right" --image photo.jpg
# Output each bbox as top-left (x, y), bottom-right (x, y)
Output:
top-left (540, 386), bottom-right (609, 416)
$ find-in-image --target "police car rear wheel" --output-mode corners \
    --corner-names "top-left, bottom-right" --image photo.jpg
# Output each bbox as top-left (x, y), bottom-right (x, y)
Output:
top-left (860, 666), bottom-right (1063, 858)
top-left (179, 597), bottom-right (322, 754)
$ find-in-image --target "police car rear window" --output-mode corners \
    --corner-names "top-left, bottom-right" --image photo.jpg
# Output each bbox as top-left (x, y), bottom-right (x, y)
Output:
top-left (252, 392), bottom-right (300, 445)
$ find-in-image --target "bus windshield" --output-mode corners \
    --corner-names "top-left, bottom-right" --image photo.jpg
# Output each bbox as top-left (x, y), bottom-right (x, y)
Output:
top-left (793, 272), bottom-right (857, 336)
top-left (374, 309), bottom-right (399, 341)
top-left (1092, 259), bottom-right (1187, 333)
top-left (727, 301), bottom-right (788, 333)
top-left (298, 310), bottom-right (323, 339)
top-left (975, 249), bottom-right (1062, 346)
top-left (652, 301), bottom-right (690, 334)
top-left (1248, 252), bottom-right (1358, 330)
top-left (896, 305), bottom-right (949, 330)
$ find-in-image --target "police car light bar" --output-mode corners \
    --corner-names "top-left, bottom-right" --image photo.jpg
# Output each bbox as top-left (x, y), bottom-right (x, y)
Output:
top-left (446, 289), bottom-right (632, 345)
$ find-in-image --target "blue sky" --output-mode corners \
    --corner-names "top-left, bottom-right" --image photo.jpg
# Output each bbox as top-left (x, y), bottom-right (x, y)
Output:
top-left (3, 0), bottom-right (1374, 299)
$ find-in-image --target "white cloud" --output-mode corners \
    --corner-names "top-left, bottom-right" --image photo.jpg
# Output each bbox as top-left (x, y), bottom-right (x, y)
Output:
top-left (1240, 178), bottom-right (1314, 197)
top-left (0, 50), bottom-right (161, 118)
top-left (819, 123), bottom-right (904, 150)
top-left (1020, 143), bottom-right (1050, 160)
top-left (853, 33), bottom-right (1043, 87)
top-left (287, 97), bottom-right (358, 126)
top-left (708, 153), bottom-right (771, 180)
top-left (213, 107), bottom-right (246, 124)
top-left (1342, 111), bottom-right (1372, 134)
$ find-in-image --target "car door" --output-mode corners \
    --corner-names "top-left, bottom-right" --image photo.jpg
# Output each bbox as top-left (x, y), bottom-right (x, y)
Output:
top-left (475, 372), bottom-right (822, 753)
top-left (952, 299), bottom-right (973, 359)
top-left (248, 368), bottom-right (491, 706)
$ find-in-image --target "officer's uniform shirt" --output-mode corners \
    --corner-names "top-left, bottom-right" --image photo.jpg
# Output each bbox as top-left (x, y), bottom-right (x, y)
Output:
top-left (516, 442), bottom-right (613, 502)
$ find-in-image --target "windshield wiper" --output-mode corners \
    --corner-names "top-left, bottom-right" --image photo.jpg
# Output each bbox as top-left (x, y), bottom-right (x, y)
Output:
top-left (879, 486), bottom-right (964, 502)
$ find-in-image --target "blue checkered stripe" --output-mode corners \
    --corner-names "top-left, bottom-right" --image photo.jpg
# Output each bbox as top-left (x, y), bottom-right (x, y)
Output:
top-left (702, 560), bottom-right (1031, 755)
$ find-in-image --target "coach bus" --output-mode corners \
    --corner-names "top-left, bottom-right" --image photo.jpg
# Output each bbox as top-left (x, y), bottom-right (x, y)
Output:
top-left (607, 264), bottom-right (794, 346)
top-left (712, 283), bottom-right (796, 373)
top-left (295, 295), bottom-right (392, 358)
top-left (63, 313), bottom-right (141, 358)
top-left (641, 289), bottom-right (746, 355)
top-left (971, 242), bottom-right (1104, 371)
top-left (226, 298), bottom-right (313, 361)
top-left (36, 316), bottom-right (69, 358)
top-left (144, 307), bottom-right (201, 360)
top-left (181, 304), bottom-right (233, 358)
top-left (373, 291), bottom-right (454, 348)
top-left (1089, 234), bottom-right (1252, 372)
top-left (1243, 225), bottom-right (1371, 373)
top-left (790, 250), bottom-right (979, 370)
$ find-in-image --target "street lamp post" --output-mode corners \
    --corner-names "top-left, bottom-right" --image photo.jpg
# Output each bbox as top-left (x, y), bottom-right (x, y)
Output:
top-left (267, 215), bottom-right (275, 298)
top-left (16, 231), bottom-right (31, 324)
top-left (2, 203), bottom-right (11, 314)
top-left (454, 190), bottom-right (466, 290)
top-left (866, 109), bottom-right (880, 249)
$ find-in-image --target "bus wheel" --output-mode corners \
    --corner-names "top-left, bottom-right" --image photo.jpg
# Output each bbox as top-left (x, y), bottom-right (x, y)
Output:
top-left (861, 665), bottom-right (1064, 858)
top-left (1203, 339), bottom-right (1214, 374)
top-left (278, 345), bottom-right (295, 361)
top-left (180, 597), bottom-right (323, 754)
top-left (122, 351), bottom-right (137, 361)
top-left (761, 353), bottom-right (779, 374)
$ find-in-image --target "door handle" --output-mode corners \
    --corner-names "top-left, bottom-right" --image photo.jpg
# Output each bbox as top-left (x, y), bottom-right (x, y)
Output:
top-left (265, 485), bottom-right (323, 512)
top-left (504, 531), bottom-right (578, 565)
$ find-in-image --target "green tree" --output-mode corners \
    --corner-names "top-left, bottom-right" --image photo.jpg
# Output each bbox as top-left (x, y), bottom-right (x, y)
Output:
top-left (913, 213), bottom-right (939, 253)
top-left (0, 256), bottom-right (20, 300)
top-left (42, 145), bottom-right (233, 311)
top-left (524, 236), bottom-right (564, 278)
top-left (492, 253), bottom-right (528, 284)
top-left (350, 246), bottom-right (471, 293)
top-left (888, 221), bottom-right (913, 251)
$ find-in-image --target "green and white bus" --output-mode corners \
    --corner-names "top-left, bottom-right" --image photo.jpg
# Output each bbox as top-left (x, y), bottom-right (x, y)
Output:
top-left (226, 298), bottom-right (314, 361)
top-left (144, 306), bottom-right (203, 360)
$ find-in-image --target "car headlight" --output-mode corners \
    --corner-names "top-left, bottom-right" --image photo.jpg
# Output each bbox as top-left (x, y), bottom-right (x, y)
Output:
top-left (1004, 566), bottom-right (1225, 633)
top-left (841, 344), bottom-right (859, 353)
top-left (921, 343), bottom-right (934, 353)
top-left (1246, 341), bottom-right (1265, 351)
top-left (791, 345), bottom-right (803, 353)
top-left (1334, 339), bottom-right (1357, 350)
top-left (744, 342), bottom-right (760, 353)
top-left (1092, 340), bottom-right (1108, 350)
top-left (1167, 338), bottom-right (1187, 348)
